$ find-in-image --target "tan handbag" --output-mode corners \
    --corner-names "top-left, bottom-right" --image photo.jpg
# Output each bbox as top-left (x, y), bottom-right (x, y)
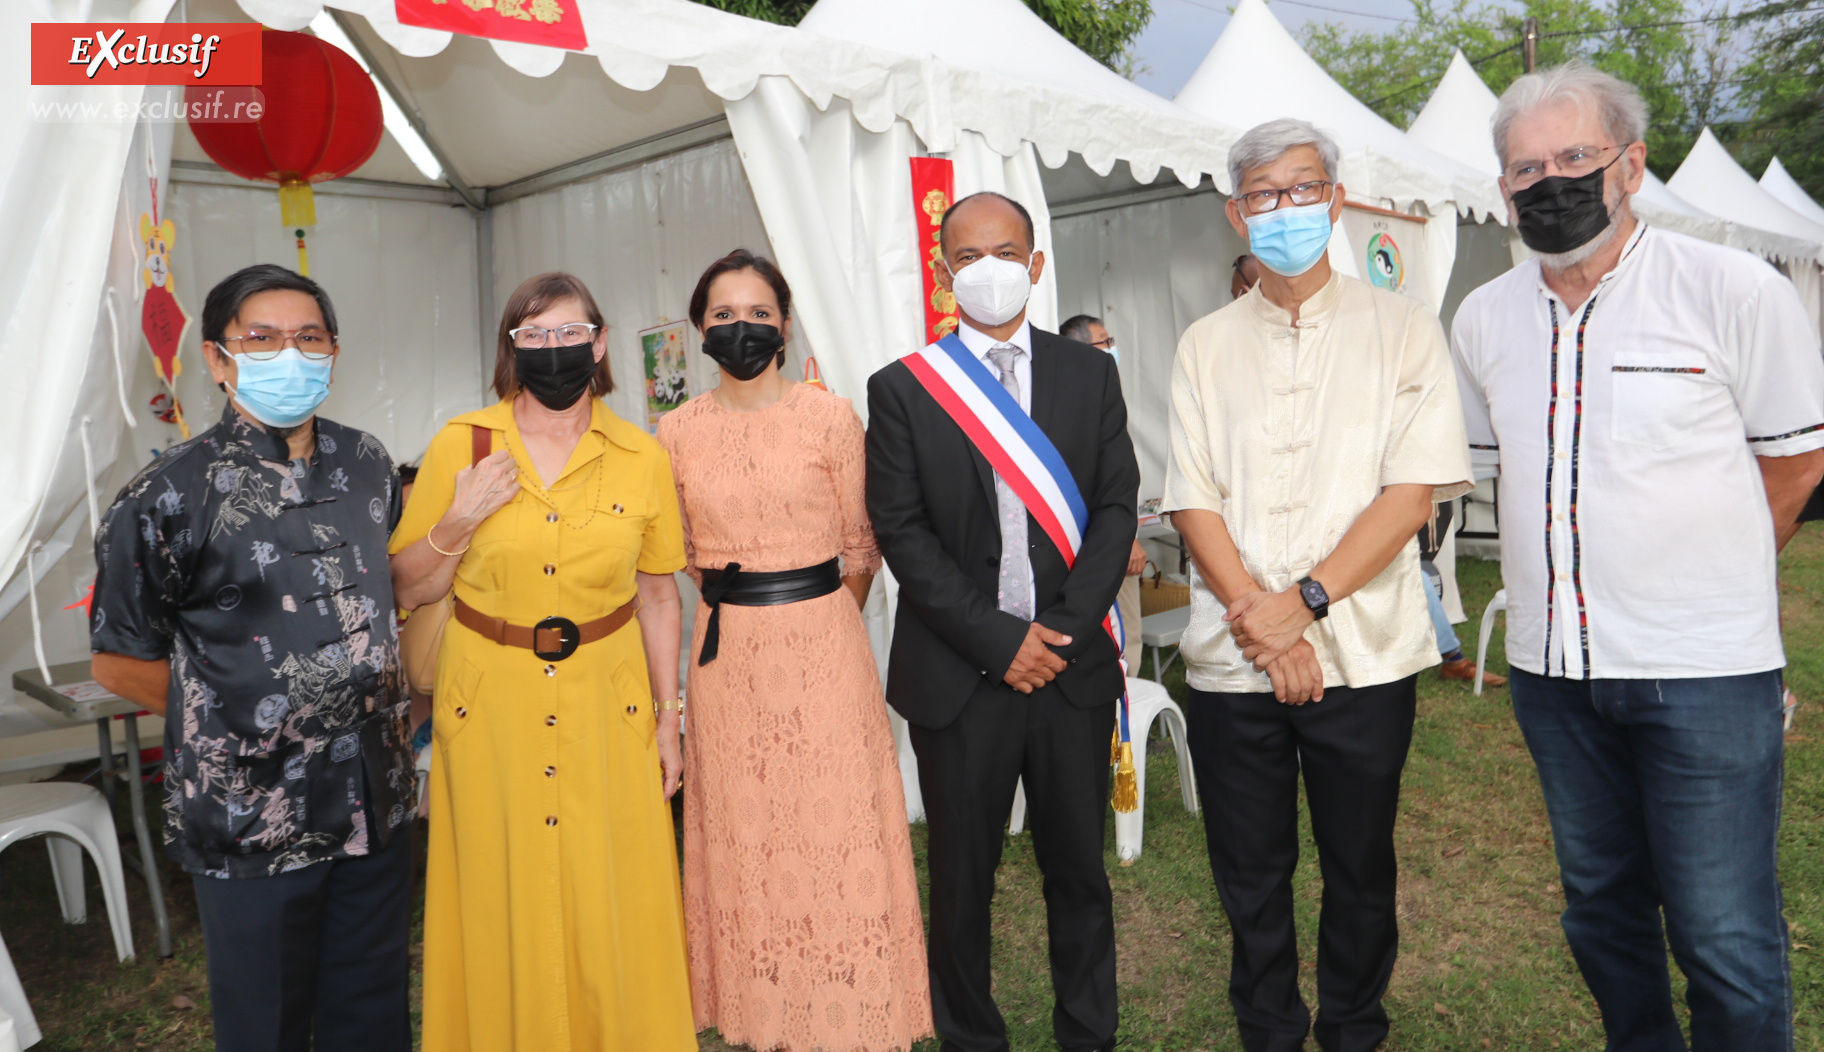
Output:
top-left (399, 425), bottom-right (490, 695)
top-left (1138, 561), bottom-right (1191, 616)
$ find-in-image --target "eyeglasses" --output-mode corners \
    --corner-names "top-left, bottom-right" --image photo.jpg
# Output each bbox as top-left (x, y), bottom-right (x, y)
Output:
top-left (1088, 336), bottom-right (1115, 350)
top-left (1236, 180), bottom-right (1334, 215)
top-left (510, 323), bottom-right (599, 349)
top-left (224, 328), bottom-right (336, 361)
top-left (1503, 144), bottom-right (1627, 189)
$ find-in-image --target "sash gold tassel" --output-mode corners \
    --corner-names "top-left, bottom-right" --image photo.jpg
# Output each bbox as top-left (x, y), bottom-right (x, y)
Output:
top-left (1112, 733), bottom-right (1138, 814)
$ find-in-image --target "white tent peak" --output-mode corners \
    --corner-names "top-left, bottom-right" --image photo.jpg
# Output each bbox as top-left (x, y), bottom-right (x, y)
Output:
top-left (801, 0), bottom-right (1186, 123)
top-left (1406, 49), bottom-right (1499, 177)
top-left (1761, 156), bottom-right (1824, 229)
top-left (1174, 0), bottom-right (1504, 217)
top-left (1669, 127), bottom-right (1824, 260)
top-left (798, 0), bottom-right (1232, 183)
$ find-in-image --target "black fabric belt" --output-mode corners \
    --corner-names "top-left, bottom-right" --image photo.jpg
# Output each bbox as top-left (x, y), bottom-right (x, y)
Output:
top-left (697, 558), bottom-right (842, 666)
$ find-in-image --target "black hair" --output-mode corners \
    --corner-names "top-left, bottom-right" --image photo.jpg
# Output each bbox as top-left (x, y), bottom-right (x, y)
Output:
top-left (201, 264), bottom-right (338, 346)
top-left (1232, 253), bottom-right (1257, 273)
top-left (688, 248), bottom-right (794, 330)
top-left (1059, 314), bottom-right (1103, 344)
top-left (397, 461), bottom-right (420, 486)
top-left (939, 191), bottom-right (1036, 256)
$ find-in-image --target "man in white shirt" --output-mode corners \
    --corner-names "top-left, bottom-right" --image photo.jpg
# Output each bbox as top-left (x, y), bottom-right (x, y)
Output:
top-left (1452, 63), bottom-right (1824, 1050)
top-left (1162, 119), bottom-right (1471, 1052)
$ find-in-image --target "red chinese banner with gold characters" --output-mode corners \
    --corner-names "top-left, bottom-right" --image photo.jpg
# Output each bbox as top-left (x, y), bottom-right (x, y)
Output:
top-left (396, 0), bottom-right (588, 51)
top-left (910, 157), bottom-right (959, 345)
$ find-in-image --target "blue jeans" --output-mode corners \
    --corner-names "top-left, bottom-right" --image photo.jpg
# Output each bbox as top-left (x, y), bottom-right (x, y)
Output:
top-left (1509, 668), bottom-right (1791, 1052)
top-left (1420, 565), bottom-right (1459, 656)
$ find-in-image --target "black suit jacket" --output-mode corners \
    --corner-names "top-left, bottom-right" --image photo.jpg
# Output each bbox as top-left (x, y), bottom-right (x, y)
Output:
top-left (865, 326), bottom-right (1141, 731)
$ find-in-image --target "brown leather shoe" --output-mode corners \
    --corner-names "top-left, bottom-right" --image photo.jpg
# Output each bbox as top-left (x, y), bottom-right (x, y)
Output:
top-left (1440, 657), bottom-right (1506, 688)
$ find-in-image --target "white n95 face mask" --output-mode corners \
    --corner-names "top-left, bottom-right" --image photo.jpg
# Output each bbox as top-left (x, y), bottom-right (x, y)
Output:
top-left (946, 256), bottom-right (1035, 326)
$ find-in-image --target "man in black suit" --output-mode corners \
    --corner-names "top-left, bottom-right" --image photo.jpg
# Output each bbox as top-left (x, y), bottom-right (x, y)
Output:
top-left (865, 192), bottom-right (1140, 1052)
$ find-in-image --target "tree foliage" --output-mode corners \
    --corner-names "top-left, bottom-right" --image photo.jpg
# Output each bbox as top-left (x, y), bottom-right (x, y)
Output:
top-left (1733, 2), bottom-right (1824, 199)
top-left (1297, 0), bottom-right (1741, 181)
top-left (687, 0), bottom-right (1154, 71)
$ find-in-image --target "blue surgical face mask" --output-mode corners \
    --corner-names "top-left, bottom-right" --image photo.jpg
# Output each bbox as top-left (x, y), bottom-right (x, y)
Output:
top-left (227, 346), bottom-right (334, 429)
top-left (1243, 200), bottom-right (1334, 277)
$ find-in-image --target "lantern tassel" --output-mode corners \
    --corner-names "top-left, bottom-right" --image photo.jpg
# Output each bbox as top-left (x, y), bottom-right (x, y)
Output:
top-left (279, 180), bottom-right (317, 227)
top-left (294, 229), bottom-right (310, 278)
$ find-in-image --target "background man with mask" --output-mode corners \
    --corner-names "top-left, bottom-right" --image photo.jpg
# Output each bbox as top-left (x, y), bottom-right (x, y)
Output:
top-left (89, 264), bottom-right (414, 1052)
top-left (1453, 63), bottom-right (1824, 1049)
top-left (866, 191), bottom-right (1139, 1052)
top-left (1163, 118), bottom-right (1471, 1052)
top-left (1061, 312), bottom-right (1148, 669)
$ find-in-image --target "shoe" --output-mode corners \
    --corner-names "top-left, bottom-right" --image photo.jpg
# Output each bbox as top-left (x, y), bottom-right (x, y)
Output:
top-left (1440, 657), bottom-right (1506, 688)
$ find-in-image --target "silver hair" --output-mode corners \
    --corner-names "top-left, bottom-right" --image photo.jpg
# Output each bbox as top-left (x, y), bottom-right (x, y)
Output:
top-left (1492, 60), bottom-right (1649, 168)
top-left (1226, 118), bottom-right (1342, 192)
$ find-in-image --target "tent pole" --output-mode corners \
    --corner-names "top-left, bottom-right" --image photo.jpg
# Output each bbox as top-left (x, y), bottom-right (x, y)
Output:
top-left (328, 9), bottom-right (486, 214)
top-left (476, 207), bottom-right (496, 396)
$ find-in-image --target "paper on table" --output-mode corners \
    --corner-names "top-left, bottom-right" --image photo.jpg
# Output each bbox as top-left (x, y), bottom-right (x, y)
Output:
top-left (51, 681), bottom-right (114, 703)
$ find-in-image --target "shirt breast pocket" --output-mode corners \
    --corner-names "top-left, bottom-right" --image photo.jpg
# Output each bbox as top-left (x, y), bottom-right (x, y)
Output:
top-left (582, 493), bottom-right (649, 553)
top-left (1609, 352), bottom-right (1715, 451)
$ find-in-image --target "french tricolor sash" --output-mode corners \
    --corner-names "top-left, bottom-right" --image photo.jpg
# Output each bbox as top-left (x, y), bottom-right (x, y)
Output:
top-left (901, 333), bottom-right (1139, 812)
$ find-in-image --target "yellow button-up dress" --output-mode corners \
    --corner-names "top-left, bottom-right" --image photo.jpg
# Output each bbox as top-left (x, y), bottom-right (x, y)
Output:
top-left (391, 398), bottom-right (695, 1052)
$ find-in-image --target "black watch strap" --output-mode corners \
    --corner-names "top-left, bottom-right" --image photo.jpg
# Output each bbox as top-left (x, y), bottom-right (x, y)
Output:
top-left (1297, 575), bottom-right (1330, 620)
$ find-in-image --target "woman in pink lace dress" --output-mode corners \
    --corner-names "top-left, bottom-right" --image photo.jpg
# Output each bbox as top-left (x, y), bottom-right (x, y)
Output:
top-left (656, 250), bottom-right (932, 1052)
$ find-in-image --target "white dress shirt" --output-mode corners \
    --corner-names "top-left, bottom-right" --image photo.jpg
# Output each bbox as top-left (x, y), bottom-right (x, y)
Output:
top-left (1452, 223), bottom-right (1824, 680)
top-left (956, 318), bottom-right (1035, 615)
top-left (1163, 272), bottom-right (1473, 692)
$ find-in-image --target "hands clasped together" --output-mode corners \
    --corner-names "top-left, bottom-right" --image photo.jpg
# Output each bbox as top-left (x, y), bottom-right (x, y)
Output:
top-left (1226, 587), bottom-right (1325, 706)
top-left (1003, 622), bottom-right (1074, 695)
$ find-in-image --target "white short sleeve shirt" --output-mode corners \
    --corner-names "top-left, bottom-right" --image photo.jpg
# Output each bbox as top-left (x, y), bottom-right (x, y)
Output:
top-left (1163, 272), bottom-right (1474, 693)
top-left (1451, 223), bottom-right (1824, 680)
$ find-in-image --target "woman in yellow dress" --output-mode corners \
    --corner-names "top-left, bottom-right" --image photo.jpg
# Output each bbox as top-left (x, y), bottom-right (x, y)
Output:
top-left (391, 271), bottom-right (695, 1052)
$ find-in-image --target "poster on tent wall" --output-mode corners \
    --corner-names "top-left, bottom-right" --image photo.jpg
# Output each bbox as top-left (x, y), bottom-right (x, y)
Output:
top-left (396, 0), bottom-right (588, 50)
top-left (910, 158), bottom-right (959, 345)
top-left (640, 320), bottom-right (691, 432)
top-left (1339, 203), bottom-right (1429, 306)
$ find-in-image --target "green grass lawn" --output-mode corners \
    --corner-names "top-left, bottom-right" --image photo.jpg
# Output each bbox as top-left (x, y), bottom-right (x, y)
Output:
top-left (10, 534), bottom-right (1824, 1050)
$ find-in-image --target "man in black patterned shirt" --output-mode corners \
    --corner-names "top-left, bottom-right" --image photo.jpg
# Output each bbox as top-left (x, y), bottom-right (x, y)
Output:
top-left (91, 265), bottom-right (413, 1052)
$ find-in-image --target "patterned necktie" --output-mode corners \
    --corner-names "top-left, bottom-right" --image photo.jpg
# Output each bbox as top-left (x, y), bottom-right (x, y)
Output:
top-left (985, 343), bottom-right (1034, 620)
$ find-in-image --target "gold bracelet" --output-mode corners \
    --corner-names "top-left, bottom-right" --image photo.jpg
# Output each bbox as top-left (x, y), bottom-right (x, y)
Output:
top-left (425, 523), bottom-right (470, 557)
top-left (654, 697), bottom-right (684, 712)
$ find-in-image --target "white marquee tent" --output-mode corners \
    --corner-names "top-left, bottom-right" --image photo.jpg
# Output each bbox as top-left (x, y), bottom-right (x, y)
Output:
top-left (0, 0), bottom-right (1240, 777)
top-left (1762, 156), bottom-right (1824, 229)
top-left (1670, 127), bottom-right (1824, 329)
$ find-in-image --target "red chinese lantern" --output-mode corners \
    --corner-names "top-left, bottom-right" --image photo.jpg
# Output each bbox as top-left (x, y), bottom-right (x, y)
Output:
top-left (186, 29), bottom-right (383, 275)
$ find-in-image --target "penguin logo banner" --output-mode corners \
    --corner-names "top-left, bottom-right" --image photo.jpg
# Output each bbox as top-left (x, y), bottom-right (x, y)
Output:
top-left (1366, 232), bottom-right (1403, 291)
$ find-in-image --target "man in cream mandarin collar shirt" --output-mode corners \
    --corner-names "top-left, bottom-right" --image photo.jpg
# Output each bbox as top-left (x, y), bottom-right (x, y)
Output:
top-left (1162, 118), bottom-right (1470, 1052)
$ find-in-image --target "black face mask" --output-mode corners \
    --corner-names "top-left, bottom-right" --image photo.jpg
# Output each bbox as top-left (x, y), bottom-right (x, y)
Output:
top-left (702, 321), bottom-right (785, 381)
top-left (1510, 155), bottom-right (1621, 255)
top-left (515, 343), bottom-right (596, 411)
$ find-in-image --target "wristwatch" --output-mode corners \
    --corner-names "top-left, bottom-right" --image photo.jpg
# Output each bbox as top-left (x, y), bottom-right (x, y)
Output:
top-left (1296, 576), bottom-right (1330, 621)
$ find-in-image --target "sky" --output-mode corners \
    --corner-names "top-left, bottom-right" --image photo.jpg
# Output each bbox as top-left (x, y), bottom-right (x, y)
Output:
top-left (1130, 0), bottom-right (1429, 98)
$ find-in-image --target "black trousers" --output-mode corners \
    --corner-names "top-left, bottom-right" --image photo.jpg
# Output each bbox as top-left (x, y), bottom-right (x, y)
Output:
top-left (1185, 676), bottom-right (1418, 1052)
top-left (191, 825), bottom-right (415, 1052)
top-left (909, 685), bottom-right (1119, 1052)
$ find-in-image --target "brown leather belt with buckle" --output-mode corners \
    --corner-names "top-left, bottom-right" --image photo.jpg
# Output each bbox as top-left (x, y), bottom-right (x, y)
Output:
top-left (452, 595), bottom-right (639, 661)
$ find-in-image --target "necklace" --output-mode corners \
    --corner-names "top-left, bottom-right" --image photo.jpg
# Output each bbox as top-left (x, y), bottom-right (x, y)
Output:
top-left (538, 457), bottom-right (606, 531)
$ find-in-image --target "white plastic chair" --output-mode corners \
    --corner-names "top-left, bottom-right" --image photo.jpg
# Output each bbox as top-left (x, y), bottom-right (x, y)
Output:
top-left (1475, 589), bottom-right (1508, 696)
top-left (0, 932), bottom-right (36, 1052)
top-left (1009, 678), bottom-right (1199, 863)
top-left (0, 783), bottom-right (135, 962)
top-left (1140, 606), bottom-right (1192, 683)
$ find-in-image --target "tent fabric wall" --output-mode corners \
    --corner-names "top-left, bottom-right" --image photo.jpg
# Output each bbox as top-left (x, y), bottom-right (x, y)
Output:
top-left (168, 184), bottom-right (485, 466)
top-left (0, 0), bottom-right (177, 622)
top-left (1051, 191), bottom-right (1247, 502)
top-left (490, 136), bottom-right (773, 430)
